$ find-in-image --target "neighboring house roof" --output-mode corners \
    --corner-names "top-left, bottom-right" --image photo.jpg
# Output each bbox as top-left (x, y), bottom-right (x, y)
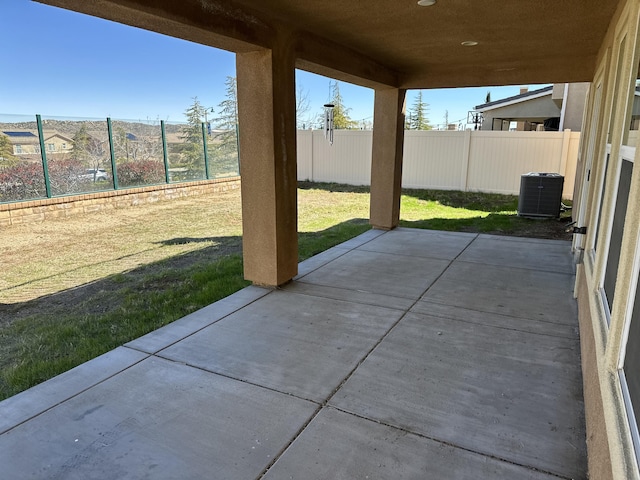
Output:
top-left (43, 132), bottom-right (74, 143)
top-left (1, 131), bottom-right (40, 144)
top-left (2, 130), bottom-right (74, 149)
top-left (2, 131), bottom-right (37, 138)
top-left (475, 86), bottom-right (554, 112)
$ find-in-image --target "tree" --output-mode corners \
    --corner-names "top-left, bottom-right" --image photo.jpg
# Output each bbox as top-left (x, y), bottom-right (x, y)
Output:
top-left (211, 76), bottom-right (239, 173)
top-left (178, 96), bottom-right (207, 173)
top-left (212, 77), bottom-right (238, 151)
top-left (112, 122), bottom-right (162, 164)
top-left (296, 84), bottom-right (312, 129)
top-left (0, 133), bottom-right (17, 166)
top-left (181, 96), bottom-right (206, 144)
top-left (406, 90), bottom-right (431, 130)
top-left (327, 81), bottom-right (357, 129)
top-left (72, 124), bottom-right (107, 174)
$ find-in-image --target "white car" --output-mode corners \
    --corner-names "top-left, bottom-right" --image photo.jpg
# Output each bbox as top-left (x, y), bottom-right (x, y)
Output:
top-left (80, 169), bottom-right (109, 182)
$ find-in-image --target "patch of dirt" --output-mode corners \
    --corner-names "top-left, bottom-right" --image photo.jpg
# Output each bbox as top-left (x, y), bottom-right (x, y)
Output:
top-left (477, 212), bottom-right (574, 241)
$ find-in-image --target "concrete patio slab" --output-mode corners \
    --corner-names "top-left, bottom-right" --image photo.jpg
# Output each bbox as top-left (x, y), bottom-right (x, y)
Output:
top-left (0, 356), bottom-right (317, 480)
top-left (295, 244), bottom-right (351, 278)
top-left (299, 249), bottom-right (451, 299)
top-left (421, 261), bottom-right (577, 322)
top-left (281, 280), bottom-right (415, 311)
top-left (159, 290), bottom-right (404, 402)
top-left (358, 227), bottom-right (476, 260)
top-left (458, 235), bottom-right (574, 274)
top-left (264, 407), bottom-right (561, 480)
top-left (412, 301), bottom-right (578, 339)
top-left (294, 229), bottom-right (386, 279)
top-left (330, 312), bottom-right (586, 479)
top-left (0, 347), bottom-right (148, 435)
top-left (0, 229), bottom-right (586, 479)
top-left (126, 285), bottom-right (270, 354)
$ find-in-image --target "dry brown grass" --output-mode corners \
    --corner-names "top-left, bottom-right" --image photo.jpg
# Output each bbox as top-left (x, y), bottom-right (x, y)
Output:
top-left (0, 189), bottom-right (243, 304)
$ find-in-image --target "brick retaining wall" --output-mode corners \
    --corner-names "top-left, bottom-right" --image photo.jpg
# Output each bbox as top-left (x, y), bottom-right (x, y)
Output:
top-left (0, 177), bottom-right (241, 226)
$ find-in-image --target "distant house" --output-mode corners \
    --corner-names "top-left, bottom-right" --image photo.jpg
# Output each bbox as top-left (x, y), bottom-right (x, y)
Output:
top-left (2, 131), bottom-right (40, 155)
top-left (475, 83), bottom-right (589, 131)
top-left (1, 130), bottom-right (74, 156)
top-left (43, 132), bottom-right (73, 154)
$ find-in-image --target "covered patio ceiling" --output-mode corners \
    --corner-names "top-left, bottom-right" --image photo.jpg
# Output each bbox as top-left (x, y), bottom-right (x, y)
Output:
top-left (38, 0), bottom-right (618, 89)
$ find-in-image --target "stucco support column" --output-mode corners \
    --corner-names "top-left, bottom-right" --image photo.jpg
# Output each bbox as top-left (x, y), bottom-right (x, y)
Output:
top-left (370, 88), bottom-right (407, 230)
top-left (236, 43), bottom-right (298, 286)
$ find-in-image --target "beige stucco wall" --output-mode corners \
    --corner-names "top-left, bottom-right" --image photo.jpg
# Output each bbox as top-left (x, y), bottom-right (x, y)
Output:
top-left (577, 268), bottom-right (615, 480)
top-left (12, 142), bottom-right (39, 155)
top-left (44, 134), bottom-right (73, 153)
top-left (573, 1), bottom-right (640, 478)
top-left (562, 83), bottom-right (590, 131)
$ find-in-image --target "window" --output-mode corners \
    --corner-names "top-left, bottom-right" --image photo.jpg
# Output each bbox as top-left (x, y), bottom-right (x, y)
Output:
top-left (15, 144), bottom-right (22, 154)
top-left (603, 158), bottom-right (633, 313)
top-left (47, 143), bottom-right (54, 152)
top-left (623, 279), bottom-right (640, 463)
top-left (62, 143), bottom-right (66, 149)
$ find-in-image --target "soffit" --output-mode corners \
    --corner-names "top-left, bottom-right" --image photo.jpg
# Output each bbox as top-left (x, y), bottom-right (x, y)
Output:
top-left (38, 0), bottom-right (621, 89)
top-left (232, 0), bottom-right (618, 88)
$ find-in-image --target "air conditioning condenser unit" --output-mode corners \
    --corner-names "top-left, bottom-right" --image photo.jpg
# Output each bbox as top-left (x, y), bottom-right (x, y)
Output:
top-left (517, 173), bottom-right (564, 218)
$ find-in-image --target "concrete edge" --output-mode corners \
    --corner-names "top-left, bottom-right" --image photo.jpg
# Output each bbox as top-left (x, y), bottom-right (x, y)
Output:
top-left (0, 347), bottom-right (148, 434)
top-left (125, 285), bottom-right (271, 354)
top-left (295, 229), bottom-right (387, 279)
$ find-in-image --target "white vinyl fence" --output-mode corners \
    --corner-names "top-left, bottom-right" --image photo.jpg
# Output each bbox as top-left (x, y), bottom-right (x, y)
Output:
top-left (297, 129), bottom-right (580, 199)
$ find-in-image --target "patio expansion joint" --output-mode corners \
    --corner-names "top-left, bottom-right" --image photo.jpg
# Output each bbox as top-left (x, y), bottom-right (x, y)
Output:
top-left (255, 403), bottom-right (325, 479)
top-left (323, 405), bottom-right (575, 480)
top-left (412, 300), bottom-right (580, 340)
top-left (455, 258), bottom-right (576, 276)
top-left (152, 351), bottom-right (322, 406)
top-left (280, 286), bottom-right (410, 311)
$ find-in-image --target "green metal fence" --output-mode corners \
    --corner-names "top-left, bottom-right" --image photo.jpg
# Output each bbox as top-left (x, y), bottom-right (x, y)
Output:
top-left (0, 114), bottom-right (240, 204)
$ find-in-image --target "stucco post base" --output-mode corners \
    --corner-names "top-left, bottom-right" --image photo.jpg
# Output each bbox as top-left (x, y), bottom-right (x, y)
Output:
top-left (237, 44), bottom-right (298, 287)
top-left (370, 87), bottom-right (406, 230)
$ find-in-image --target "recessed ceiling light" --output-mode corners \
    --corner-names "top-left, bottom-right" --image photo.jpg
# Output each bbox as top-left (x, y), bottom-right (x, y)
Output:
top-left (417, 0), bottom-right (436, 6)
top-left (461, 40), bottom-right (479, 46)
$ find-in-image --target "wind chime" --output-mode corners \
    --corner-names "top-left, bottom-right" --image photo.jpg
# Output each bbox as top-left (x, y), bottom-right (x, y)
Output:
top-left (323, 103), bottom-right (335, 145)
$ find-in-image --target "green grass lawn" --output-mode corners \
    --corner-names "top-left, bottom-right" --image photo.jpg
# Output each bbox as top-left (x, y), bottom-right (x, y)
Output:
top-left (0, 182), bottom-right (570, 400)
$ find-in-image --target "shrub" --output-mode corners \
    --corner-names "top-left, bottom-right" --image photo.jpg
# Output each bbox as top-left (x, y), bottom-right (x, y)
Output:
top-left (117, 160), bottom-right (165, 187)
top-left (0, 162), bottom-right (46, 202)
top-left (48, 158), bottom-right (88, 195)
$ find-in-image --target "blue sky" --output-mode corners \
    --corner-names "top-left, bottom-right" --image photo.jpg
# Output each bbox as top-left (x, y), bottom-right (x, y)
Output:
top-left (1, 0), bottom-right (546, 128)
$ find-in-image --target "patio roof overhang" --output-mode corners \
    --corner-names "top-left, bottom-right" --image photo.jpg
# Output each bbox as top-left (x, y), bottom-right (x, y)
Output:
top-left (37, 0), bottom-right (619, 89)
top-left (31, 0), bottom-right (625, 288)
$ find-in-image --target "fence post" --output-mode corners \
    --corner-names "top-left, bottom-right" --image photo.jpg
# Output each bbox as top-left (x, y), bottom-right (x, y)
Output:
top-left (106, 118), bottom-right (119, 190)
top-left (36, 114), bottom-right (52, 198)
top-left (461, 129), bottom-right (472, 192)
top-left (161, 121), bottom-right (170, 183)
top-left (559, 128), bottom-right (571, 177)
top-left (201, 122), bottom-right (210, 180)
top-left (310, 129), bottom-right (314, 182)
